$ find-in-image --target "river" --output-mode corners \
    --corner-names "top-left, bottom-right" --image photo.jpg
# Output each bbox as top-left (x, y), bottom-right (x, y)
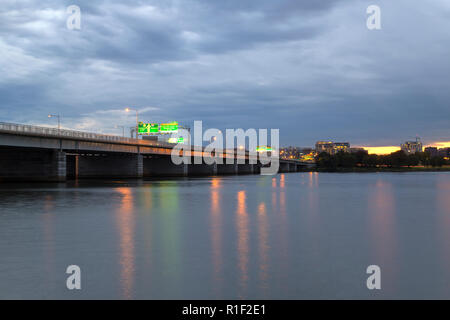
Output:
top-left (0, 172), bottom-right (449, 299)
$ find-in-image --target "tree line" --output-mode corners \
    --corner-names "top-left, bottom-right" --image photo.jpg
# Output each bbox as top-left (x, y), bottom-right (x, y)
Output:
top-left (316, 150), bottom-right (448, 169)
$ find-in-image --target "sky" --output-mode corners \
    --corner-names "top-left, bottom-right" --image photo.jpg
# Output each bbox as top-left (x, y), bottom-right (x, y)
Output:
top-left (1, 0), bottom-right (450, 148)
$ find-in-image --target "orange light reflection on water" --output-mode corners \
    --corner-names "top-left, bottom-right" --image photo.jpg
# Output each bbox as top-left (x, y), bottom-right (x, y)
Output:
top-left (116, 188), bottom-right (135, 300)
top-left (257, 202), bottom-right (269, 295)
top-left (236, 190), bottom-right (249, 299)
top-left (368, 180), bottom-right (397, 287)
top-left (210, 178), bottom-right (223, 297)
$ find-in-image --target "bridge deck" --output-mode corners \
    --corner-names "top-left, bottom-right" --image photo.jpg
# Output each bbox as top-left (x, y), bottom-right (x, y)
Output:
top-left (0, 122), bottom-right (308, 165)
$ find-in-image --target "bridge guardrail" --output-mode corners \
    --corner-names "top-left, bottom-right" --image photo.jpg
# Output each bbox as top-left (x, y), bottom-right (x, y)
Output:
top-left (0, 122), bottom-right (176, 148)
top-left (0, 122), bottom-right (288, 162)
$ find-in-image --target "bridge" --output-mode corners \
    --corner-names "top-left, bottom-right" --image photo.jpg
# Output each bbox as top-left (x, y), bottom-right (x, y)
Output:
top-left (0, 122), bottom-right (311, 181)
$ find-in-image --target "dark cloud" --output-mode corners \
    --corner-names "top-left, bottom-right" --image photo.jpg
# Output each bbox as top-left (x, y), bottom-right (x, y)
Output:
top-left (0, 0), bottom-right (449, 146)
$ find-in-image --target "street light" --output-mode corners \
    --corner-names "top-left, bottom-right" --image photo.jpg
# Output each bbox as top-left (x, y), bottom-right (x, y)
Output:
top-left (125, 107), bottom-right (138, 139)
top-left (48, 114), bottom-right (61, 130)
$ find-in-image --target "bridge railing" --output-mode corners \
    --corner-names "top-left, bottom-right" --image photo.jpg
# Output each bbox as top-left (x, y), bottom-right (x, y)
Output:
top-left (0, 122), bottom-right (176, 148)
top-left (0, 122), bottom-right (285, 161)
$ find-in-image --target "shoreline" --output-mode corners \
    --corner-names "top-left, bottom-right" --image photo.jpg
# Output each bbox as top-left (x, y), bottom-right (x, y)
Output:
top-left (302, 166), bottom-right (450, 173)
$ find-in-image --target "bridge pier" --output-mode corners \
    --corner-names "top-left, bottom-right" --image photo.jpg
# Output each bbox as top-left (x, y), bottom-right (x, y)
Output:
top-left (144, 156), bottom-right (188, 177)
top-left (216, 162), bottom-right (238, 175)
top-left (279, 162), bottom-right (290, 173)
top-left (77, 153), bottom-right (143, 178)
top-left (237, 163), bottom-right (255, 175)
top-left (189, 157), bottom-right (218, 176)
top-left (0, 147), bottom-right (66, 182)
top-left (289, 163), bottom-right (297, 172)
top-left (67, 154), bottom-right (79, 179)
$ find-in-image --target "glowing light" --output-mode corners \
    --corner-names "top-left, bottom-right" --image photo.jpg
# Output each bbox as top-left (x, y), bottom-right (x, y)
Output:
top-left (256, 146), bottom-right (272, 153)
top-left (138, 122), bottom-right (179, 135)
top-left (160, 122), bottom-right (179, 133)
top-left (236, 190), bottom-right (248, 298)
top-left (427, 141), bottom-right (450, 149)
top-left (358, 140), bottom-right (450, 155)
top-left (360, 146), bottom-right (400, 155)
top-left (116, 188), bottom-right (135, 299)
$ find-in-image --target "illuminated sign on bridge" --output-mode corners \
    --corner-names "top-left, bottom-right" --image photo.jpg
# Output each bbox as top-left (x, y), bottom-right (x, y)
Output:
top-left (138, 122), bottom-right (179, 135)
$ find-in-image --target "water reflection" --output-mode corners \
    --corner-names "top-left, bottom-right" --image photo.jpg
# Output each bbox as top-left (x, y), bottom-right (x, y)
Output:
top-left (141, 187), bottom-right (154, 275)
top-left (43, 194), bottom-right (55, 278)
top-left (116, 188), bottom-right (135, 299)
top-left (306, 173), bottom-right (320, 258)
top-left (257, 202), bottom-right (269, 295)
top-left (308, 171), bottom-right (318, 188)
top-left (210, 178), bottom-right (223, 297)
top-left (4, 173), bottom-right (448, 299)
top-left (271, 177), bottom-right (277, 212)
top-left (236, 190), bottom-right (249, 299)
top-left (159, 184), bottom-right (181, 293)
top-left (278, 176), bottom-right (288, 284)
top-left (368, 180), bottom-right (397, 285)
top-left (436, 179), bottom-right (450, 287)
top-left (142, 186), bottom-right (153, 210)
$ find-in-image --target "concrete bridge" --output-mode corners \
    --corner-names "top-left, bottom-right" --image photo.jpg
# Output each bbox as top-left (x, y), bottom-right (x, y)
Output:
top-left (0, 122), bottom-right (311, 181)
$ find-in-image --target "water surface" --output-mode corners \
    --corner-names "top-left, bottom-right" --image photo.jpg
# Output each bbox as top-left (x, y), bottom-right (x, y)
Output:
top-left (0, 172), bottom-right (449, 299)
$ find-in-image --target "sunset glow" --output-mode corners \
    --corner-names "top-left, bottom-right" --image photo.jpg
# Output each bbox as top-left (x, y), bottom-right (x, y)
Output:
top-left (360, 146), bottom-right (401, 155)
top-left (426, 141), bottom-right (450, 149)
top-left (357, 141), bottom-right (450, 155)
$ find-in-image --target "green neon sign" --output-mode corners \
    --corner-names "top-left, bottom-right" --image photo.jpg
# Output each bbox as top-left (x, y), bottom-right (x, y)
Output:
top-left (138, 122), bottom-right (150, 134)
top-left (160, 122), bottom-right (178, 133)
top-left (149, 123), bottom-right (159, 133)
top-left (138, 122), bottom-right (179, 135)
top-left (256, 146), bottom-right (272, 152)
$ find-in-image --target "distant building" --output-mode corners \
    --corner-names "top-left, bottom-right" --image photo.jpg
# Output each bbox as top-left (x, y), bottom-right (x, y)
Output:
top-left (280, 147), bottom-right (315, 160)
top-left (315, 141), bottom-right (334, 154)
top-left (424, 147), bottom-right (438, 157)
top-left (333, 142), bottom-right (350, 154)
top-left (280, 146), bottom-right (301, 159)
top-left (401, 138), bottom-right (423, 154)
top-left (438, 148), bottom-right (450, 158)
top-left (315, 141), bottom-right (351, 155)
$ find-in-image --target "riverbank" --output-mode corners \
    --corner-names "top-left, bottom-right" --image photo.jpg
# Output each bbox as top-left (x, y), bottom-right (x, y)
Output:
top-left (305, 166), bottom-right (450, 173)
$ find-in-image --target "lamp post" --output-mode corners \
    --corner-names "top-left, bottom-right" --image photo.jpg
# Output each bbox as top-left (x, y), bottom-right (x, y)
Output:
top-left (125, 108), bottom-right (139, 139)
top-left (48, 114), bottom-right (62, 151)
top-left (48, 114), bottom-right (61, 130)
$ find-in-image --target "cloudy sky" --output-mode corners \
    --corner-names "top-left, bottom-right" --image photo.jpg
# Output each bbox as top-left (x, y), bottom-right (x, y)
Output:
top-left (1, 0), bottom-right (450, 148)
